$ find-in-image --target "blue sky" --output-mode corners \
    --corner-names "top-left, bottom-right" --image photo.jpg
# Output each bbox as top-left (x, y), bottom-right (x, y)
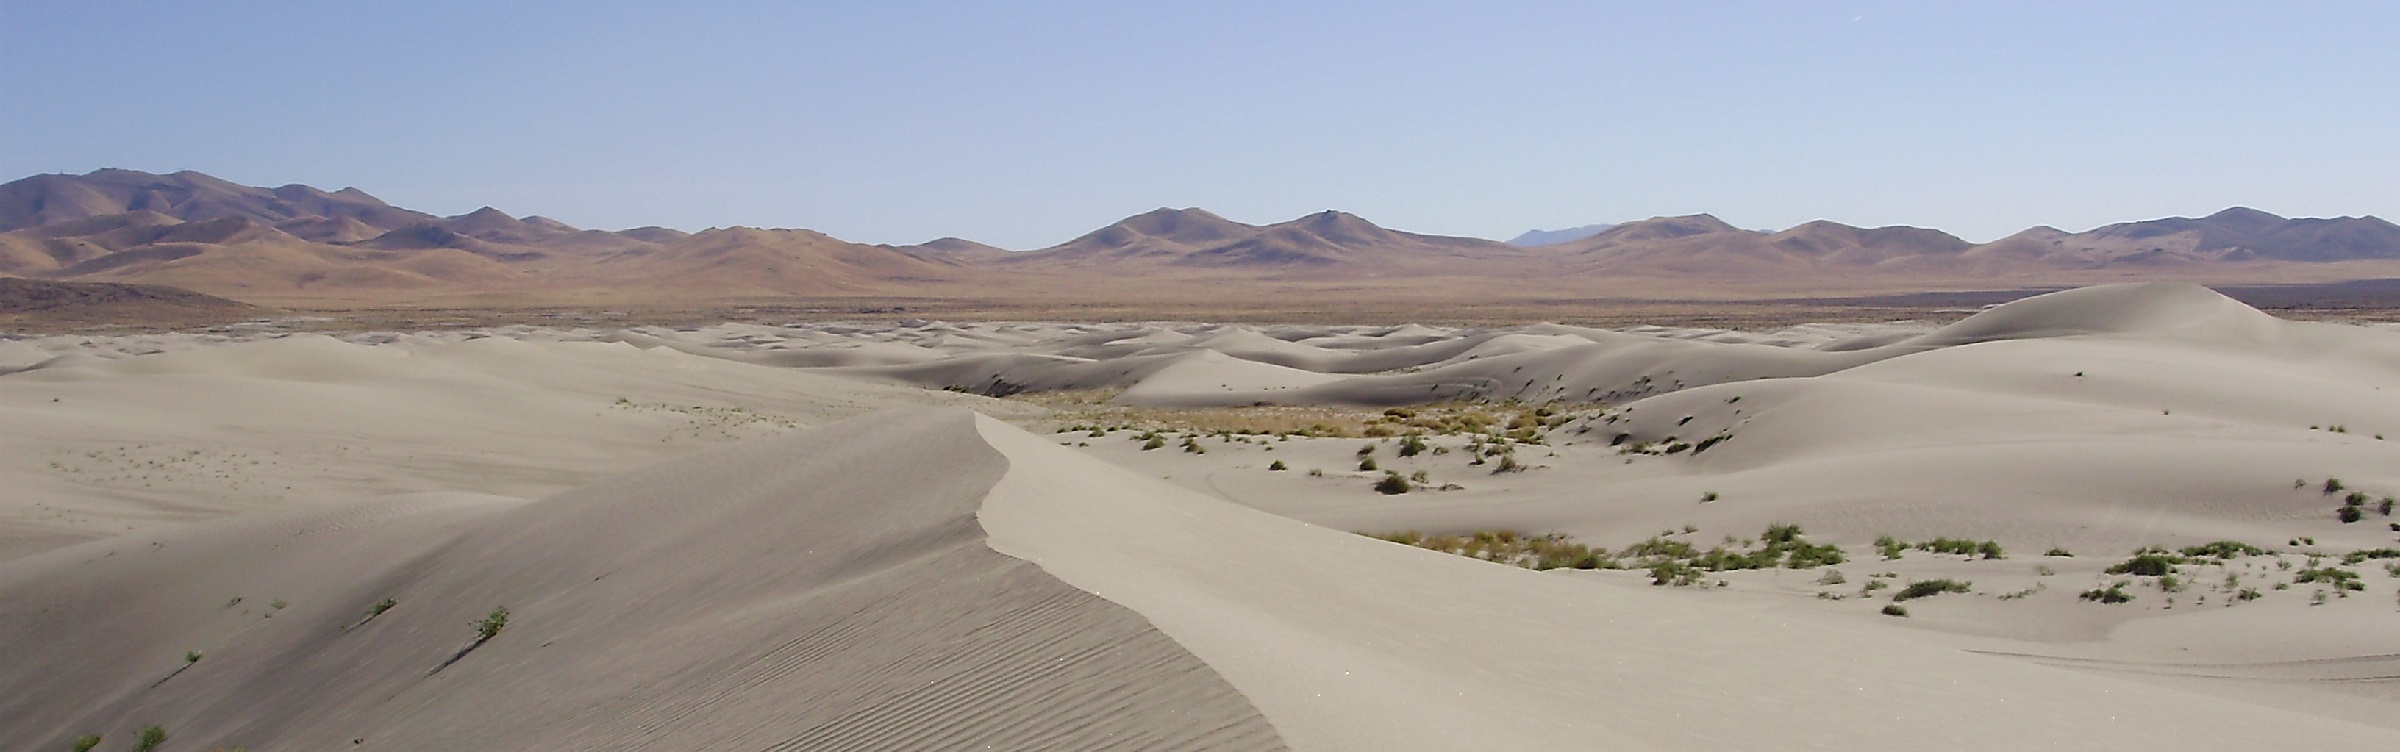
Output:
top-left (4, 2), bottom-right (2394, 248)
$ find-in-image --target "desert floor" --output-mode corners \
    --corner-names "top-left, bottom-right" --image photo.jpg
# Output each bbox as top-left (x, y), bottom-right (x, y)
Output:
top-left (4, 282), bottom-right (2399, 750)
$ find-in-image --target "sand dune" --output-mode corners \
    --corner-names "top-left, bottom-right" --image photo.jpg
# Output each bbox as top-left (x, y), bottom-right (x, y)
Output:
top-left (8, 405), bottom-right (2394, 749)
top-left (9, 282), bottom-right (2400, 748)
top-left (0, 411), bottom-right (1285, 750)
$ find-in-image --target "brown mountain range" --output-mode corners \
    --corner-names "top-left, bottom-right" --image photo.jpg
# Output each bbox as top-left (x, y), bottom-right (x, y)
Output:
top-left (3, 169), bottom-right (2397, 306)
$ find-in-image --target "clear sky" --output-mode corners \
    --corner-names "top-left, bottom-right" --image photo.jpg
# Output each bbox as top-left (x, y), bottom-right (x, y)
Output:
top-left (5, 1), bottom-right (2394, 248)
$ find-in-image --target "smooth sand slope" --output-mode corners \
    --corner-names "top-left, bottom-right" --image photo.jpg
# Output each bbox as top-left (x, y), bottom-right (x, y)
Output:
top-left (0, 329), bottom-right (1022, 556)
top-left (0, 410), bottom-right (1285, 751)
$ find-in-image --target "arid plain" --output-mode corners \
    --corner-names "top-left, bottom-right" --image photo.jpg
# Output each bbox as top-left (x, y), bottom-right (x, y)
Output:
top-left (7, 170), bottom-right (2400, 749)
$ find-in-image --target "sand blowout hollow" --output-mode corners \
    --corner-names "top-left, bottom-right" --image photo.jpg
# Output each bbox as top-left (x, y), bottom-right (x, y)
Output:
top-left (3, 283), bottom-right (2400, 748)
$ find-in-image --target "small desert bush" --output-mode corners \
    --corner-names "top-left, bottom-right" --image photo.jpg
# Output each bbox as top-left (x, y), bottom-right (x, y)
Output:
top-left (2179, 541), bottom-right (2264, 559)
top-left (1358, 457), bottom-right (1379, 471)
top-left (1373, 471), bottom-right (1411, 495)
top-left (2044, 546), bottom-right (2073, 557)
top-left (2080, 583), bottom-right (2134, 603)
top-left (1874, 535), bottom-right (1905, 560)
top-left (1268, 460), bottom-right (1288, 471)
top-left (71, 735), bottom-right (101, 752)
top-left (1915, 537), bottom-right (2005, 560)
top-left (2104, 550), bottom-right (2185, 577)
top-left (1363, 529), bottom-right (1615, 571)
top-left (2294, 567), bottom-right (2365, 592)
top-left (1880, 604), bottom-right (1909, 617)
top-left (475, 607), bottom-right (510, 642)
top-left (1891, 579), bottom-right (1971, 602)
top-left (2338, 548), bottom-right (2400, 565)
top-left (135, 726), bottom-right (167, 752)
top-left (1398, 435), bottom-right (1428, 457)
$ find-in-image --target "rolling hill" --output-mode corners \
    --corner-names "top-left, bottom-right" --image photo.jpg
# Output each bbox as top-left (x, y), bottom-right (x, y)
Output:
top-left (5, 169), bottom-right (2400, 306)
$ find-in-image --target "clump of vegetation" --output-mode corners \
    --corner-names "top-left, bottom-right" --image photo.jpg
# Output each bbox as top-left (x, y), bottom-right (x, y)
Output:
top-left (1880, 604), bottom-right (1909, 617)
top-left (2080, 582), bottom-right (2134, 604)
top-left (1180, 437), bottom-right (1206, 454)
top-left (134, 726), bottom-right (168, 752)
top-left (369, 597), bottom-right (398, 618)
top-left (2180, 541), bottom-right (2265, 559)
top-left (1268, 460), bottom-right (1288, 471)
top-left (1914, 537), bottom-right (2005, 560)
top-left (1397, 435), bottom-right (1428, 457)
top-left (1700, 491), bottom-right (1719, 503)
top-left (1373, 471), bottom-right (1412, 495)
top-left (1363, 530), bottom-right (1614, 571)
top-left (475, 607), bottom-right (510, 642)
top-left (185, 650), bottom-right (203, 664)
top-left (1874, 535), bottom-right (1905, 560)
top-left (1492, 453), bottom-right (1522, 473)
top-left (1140, 435), bottom-right (1165, 450)
top-left (2324, 478), bottom-right (2346, 494)
top-left (1618, 523), bottom-right (1846, 583)
top-left (1358, 457), bottom-right (1379, 472)
top-left (1890, 579), bottom-right (1972, 602)
top-left (71, 735), bottom-right (101, 752)
top-left (2339, 548), bottom-right (2400, 566)
top-left (2294, 567), bottom-right (2365, 593)
top-left (2044, 546), bottom-right (2073, 557)
top-left (2104, 549), bottom-right (2186, 577)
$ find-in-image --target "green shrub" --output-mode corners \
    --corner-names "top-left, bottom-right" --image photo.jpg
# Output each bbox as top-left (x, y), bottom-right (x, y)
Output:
top-left (70, 735), bottom-right (100, 752)
top-left (1141, 436), bottom-right (1165, 450)
top-left (2340, 548), bottom-right (2400, 565)
top-left (2079, 583), bottom-right (2134, 603)
top-left (1874, 535), bottom-right (1905, 560)
top-left (2044, 546), bottom-right (2073, 557)
top-left (475, 607), bottom-right (510, 642)
top-left (185, 650), bottom-right (203, 664)
top-left (1373, 471), bottom-right (1412, 495)
top-left (2104, 550), bottom-right (2185, 577)
top-left (1358, 458), bottom-right (1379, 471)
top-left (2324, 478), bottom-right (2345, 494)
top-left (2339, 505), bottom-right (2363, 523)
top-left (1891, 579), bottom-right (1971, 602)
top-left (2294, 567), bottom-right (2365, 592)
top-left (1916, 537), bottom-right (2005, 559)
top-left (2179, 541), bottom-right (2264, 559)
top-left (1648, 560), bottom-right (1706, 587)
top-left (1880, 604), bottom-right (1909, 617)
top-left (1398, 435), bottom-right (1427, 457)
top-left (1268, 460), bottom-right (1288, 471)
top-left (134, 726), bottom-right (167, 752)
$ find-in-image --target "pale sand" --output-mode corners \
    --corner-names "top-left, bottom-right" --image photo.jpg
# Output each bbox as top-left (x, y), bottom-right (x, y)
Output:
top-left (4, 282), bottom-right (2399, 748)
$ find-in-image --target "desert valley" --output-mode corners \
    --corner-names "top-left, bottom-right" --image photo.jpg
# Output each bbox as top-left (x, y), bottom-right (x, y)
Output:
top-left (5, 168), bottom-right (2400, 749)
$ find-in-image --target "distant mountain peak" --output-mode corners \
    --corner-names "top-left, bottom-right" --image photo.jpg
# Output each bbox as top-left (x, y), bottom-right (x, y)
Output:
top-left (1509, 223), bottom-right (1617, 247)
